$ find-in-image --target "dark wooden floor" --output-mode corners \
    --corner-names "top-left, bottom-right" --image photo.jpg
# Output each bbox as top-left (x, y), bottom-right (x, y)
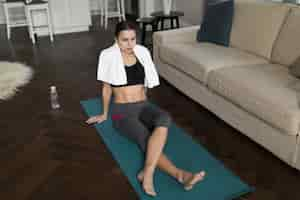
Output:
top-left (1, 18), bottom-right (300, 200)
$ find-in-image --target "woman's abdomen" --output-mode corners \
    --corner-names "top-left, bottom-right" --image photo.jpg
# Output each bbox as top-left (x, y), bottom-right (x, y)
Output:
top-left (112, 85), bottom-right (147, 103)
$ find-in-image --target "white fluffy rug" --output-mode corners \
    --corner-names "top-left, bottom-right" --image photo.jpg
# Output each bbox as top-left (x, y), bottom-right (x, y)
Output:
top-left (0, 61), bottom-right (34, 100)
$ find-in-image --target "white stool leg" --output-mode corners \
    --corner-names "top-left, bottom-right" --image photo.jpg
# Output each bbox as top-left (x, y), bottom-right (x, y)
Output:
top-left (99, 0), bottom-right (103, 27)
top-left (7, 24), bottom-right (11, 39)
top-left (3, 4), bottom-right (11, 39)
top-left (104, 0), bottom-right (108, 29)
top-left (120, 0), bottom-right (126, 21)
top-left (26, 8), bottom-right (35, 44)
top-left (46, 7), bottom-right (54, 42)
top-left (6, 23), bottom-right (11, 40)
top-left (116, 0), bottom-right (121, 22)
top-left (27, 25), bottom-right (32, 39)
top-left (24, 7), bottom-right (32, 40)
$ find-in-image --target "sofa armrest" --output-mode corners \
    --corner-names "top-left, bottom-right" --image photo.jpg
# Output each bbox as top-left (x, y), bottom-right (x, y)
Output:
top-left (153, 25), bottom-right (200, 46)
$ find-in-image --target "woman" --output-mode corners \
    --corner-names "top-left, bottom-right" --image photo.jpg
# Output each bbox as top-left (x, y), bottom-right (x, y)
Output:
top-left (86, 21), bottom-right (205, 197)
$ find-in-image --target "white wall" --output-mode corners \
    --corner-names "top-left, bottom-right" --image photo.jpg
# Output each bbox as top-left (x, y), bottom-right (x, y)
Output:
top-left (89, 0), bottom-right (119, 15)
top-left (89, 0), bottom-right (101, 15)
top-left (125, 0), bottom-right (132, 13)
top-left (174, 0), bottom-right (204, 26)
top-left (0, 0), bottom-right (205, 26)
top-left (153, 0), bottom-right (204, 26)
top-left (0, 1), bottom-right (5, 25)
top-left (0, 0), bottom-right (109, 25)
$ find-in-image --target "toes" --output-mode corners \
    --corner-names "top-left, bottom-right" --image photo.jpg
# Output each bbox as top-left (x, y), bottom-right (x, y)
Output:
top-left (184, 185), bottom-right (193, 191)
top-left (199, 171), bottom-right (206, 177)
top-left (193, 171), bottom-right (206, 183)
top-left (196, 171), bottom-right (206, 180)
top-left (184, 171), bottom-right (206, 191)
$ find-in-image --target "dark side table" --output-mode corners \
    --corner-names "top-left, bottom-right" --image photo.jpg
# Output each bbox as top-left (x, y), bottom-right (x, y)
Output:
top-left (136, 17), bottom-right (159, 45)
top-left (150, 11), bottom-right (184, 30)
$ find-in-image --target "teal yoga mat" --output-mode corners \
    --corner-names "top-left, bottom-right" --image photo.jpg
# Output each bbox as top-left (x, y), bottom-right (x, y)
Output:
top-left (80, 98), bottom-right (254, 200)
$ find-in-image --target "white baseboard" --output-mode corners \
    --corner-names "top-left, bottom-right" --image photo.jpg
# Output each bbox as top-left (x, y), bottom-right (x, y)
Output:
top-left (54, 26), bottom-right (90, 35)
top-left (35, 25), bottom-right (90, 36)
top-left (180, 19), bottom-right (194, 27)
top-left (91, 9), bottom-right (101, 16)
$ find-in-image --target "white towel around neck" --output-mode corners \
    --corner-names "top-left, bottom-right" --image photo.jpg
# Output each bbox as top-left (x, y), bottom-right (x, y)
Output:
top-left (97, 43), bottom-right (160, 88)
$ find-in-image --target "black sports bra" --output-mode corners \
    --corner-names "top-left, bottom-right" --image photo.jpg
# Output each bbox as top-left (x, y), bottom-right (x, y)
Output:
top-left (111, 59), bottom-right (145, 87)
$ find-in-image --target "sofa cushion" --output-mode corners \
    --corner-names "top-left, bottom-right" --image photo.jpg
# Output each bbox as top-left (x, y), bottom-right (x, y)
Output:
top-left (197, 0), bottom-right (234, 46)
top-left (230, 0), bottom-right (290, 59)
top-left (158, 42), bottom-right (268, 84)
top-left (208, 64), bottom-right (300, 135)
top-left (272, 7), bottom-right (300, 66)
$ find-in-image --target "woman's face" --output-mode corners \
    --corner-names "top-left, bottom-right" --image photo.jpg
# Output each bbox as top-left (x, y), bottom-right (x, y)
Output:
top-left (116, 29), bottom-right (137, 54)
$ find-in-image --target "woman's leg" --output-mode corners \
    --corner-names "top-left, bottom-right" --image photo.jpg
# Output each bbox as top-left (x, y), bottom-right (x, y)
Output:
top-left (138, 152), bottom-right (206, 190)
top-left (138, 152), bottom-right (178, 180)
top-left (139, 104), bottom-right (205, 193)
top-left (112, 113), bottom-right (159, 196)
top-left (157, 153), bottom-right (206, 190)
top-left (113, 116), bottom-right (205, 194)
top-left (142, 126), bottom-right (168, 196)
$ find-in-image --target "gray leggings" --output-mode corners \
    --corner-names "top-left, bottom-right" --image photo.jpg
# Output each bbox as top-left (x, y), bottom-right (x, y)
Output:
top-left (111, 100), bottom-right (172, 152)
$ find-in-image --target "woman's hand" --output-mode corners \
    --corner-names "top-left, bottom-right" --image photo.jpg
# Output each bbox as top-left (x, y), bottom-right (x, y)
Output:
top-left (86, 114), bottom-right (107, 124)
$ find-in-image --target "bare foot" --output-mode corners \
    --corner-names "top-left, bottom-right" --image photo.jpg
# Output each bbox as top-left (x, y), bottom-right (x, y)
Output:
top-left (177, 170), bottom-right (206, 191)
top-left (139, 168), bottom-right (157, 196)
top-left (138, 169), bottom-right (205, 193)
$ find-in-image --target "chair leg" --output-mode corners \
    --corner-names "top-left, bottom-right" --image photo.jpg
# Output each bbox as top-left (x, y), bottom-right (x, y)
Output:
top-left (121, 0), bottom-right (126, 20)
top-left (6, 25), bottom-right (11, 40)
top-left (175, 17), bottom-right (180, 28)
top-left (104, 0), bottom-right (108, 29)
top-left (27, 9), bottom-right (35, 44)
top-left (153, 18), bottom-right (159, 31)
top-left (117, 0), bottom-right (121, 22)
top-left (100, 0), bottom-right (104, 27)
top-left (27, 25), bottom-right (32, 39)
top-left (31, 27), bottom-right (36, 44)
top-left (26, 17), bottom-right (32, 40)
top-left (161, 18), bottom-right (165, 30)
top-left (152, 20), bottom-right (158, 32)
top-left (141, 23), bottom-right (146, 45)
top-left (46, 7), bottom-right (54, 42)
top-left (170, 17), bottom-right (174, 29)
top-left (4, 4), bottom-right (11, 39)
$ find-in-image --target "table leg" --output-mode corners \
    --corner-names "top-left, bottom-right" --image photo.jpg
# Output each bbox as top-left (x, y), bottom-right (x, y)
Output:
top-left (155, 18), bottom-right (159, 31)
top-left (152, 21), bottom-right (158, 32)
top-left (142, 23), bottom-right (146, 45)
top-left (171, 17), bottom-right (174, 29)
top-left (161, 18), bottom-right (165, 30)
top-left (175, 16), bottom-right (180, 28)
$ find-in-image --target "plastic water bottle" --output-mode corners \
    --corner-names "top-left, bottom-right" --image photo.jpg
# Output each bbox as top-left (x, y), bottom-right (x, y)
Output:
top-left (50, 86), bottom-right (60, 109)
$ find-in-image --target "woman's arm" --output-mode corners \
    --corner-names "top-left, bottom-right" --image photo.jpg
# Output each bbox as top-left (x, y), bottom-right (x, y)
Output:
top-left (86, 82), bottom-right (112, 124)
top-left (101, 82), bottom-right (112, 117)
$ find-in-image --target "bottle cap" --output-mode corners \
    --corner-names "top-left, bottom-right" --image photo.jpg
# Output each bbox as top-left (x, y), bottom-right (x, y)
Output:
top-left (50, 86), bottom-right (56, 92)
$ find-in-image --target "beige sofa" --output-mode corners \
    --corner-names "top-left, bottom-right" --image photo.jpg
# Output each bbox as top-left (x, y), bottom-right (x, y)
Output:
top-left (153, 0), bottom-right (300, 170)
